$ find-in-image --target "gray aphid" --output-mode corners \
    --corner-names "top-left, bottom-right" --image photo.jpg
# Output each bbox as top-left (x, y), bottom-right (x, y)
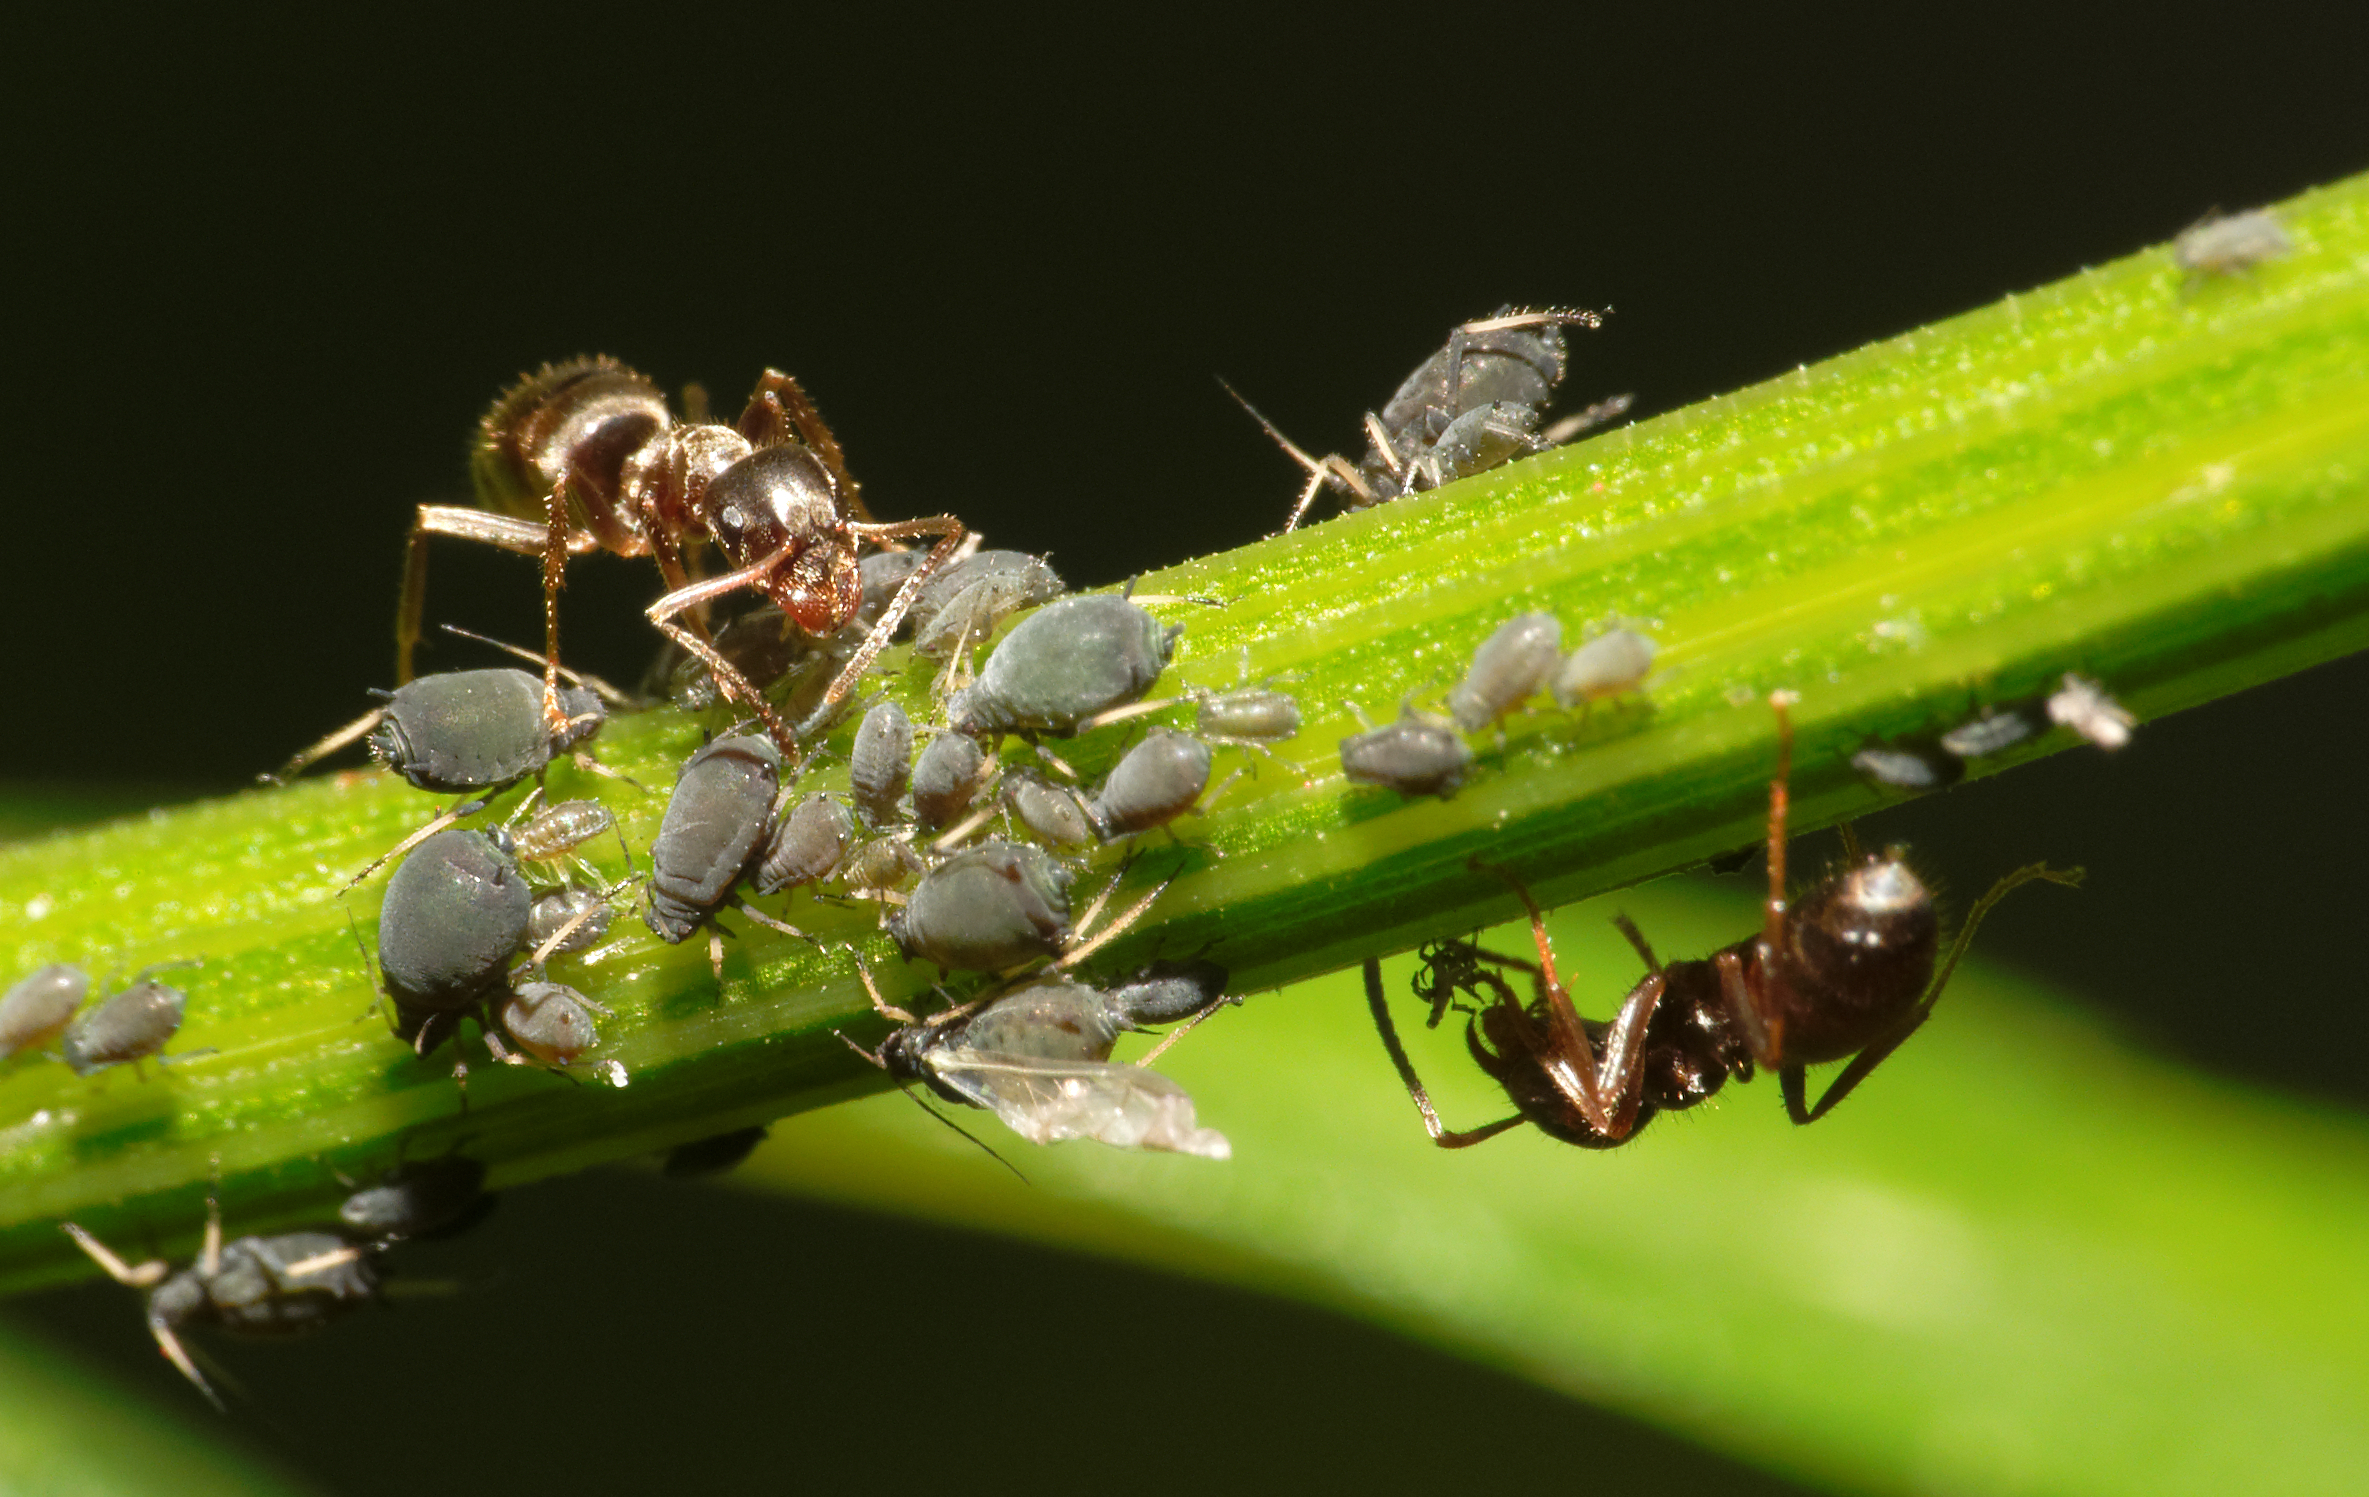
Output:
top-left (888, 839), bottom-right (1075, 972)
top-left (909, 550), bottom-right (1066, 658)
top-left (1088, 729), bottom-right (1213, 839)
top-left (524, 888), bottom-right (613, 955)
top-left (911, 732), bottom-right (992, 831)
top-left (1850, 743), bottom-right (1963, 792)
top-left (1340, 709), bottom-right (1472, 798)
top-left (366, 669), bottom-right (605, 794)
top-left (1552, 628), bottom-right (1657, 709)
top-left (379, 827), bottom-right (533, 1030)
top-left (1937, 705), bottom-right (2042, 760)
top-left (2174, 210), bottom-right (2293, 280)
top-left (338, 1156), bottom-right (490, 1242)
top-left (511, 799), bottom-right (617, 866)
top-left (1449, 613), bottom-right (1562, 732)
top-left (0, 964), bottom-right (89, 1059)
top-left (61, 969), bottom-right (193, 1077)
top-left (756, 794), bottom-right (856, 893)
top-left (643, 735), bottom-right (781, 943)
top-left (497, 981), bottom-right (603, 1067)
top-left (1005, 769), bottom-right (1096, 848)
top-left (1196, 687), bottom-right (1301, 745)
top-left (946, 593), bottom-right (1181, 738)
top-left (848, 702), bottom-right (913, 830)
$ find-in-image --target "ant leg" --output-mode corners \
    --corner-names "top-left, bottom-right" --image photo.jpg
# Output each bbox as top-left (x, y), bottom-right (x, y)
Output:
top-left (648, 597), bottom-right (799, 756)
top-left (1760, 691), bottom-right (1800, 958)
top-left (1610, 912), bottom-right (1661, 973)
top-left (264, 705), bottom-right (386, 785)
top-left (1363, 960), bottom-right (1525, 1148)
top-left (397, 504), bottom-right (594, 684)
top-left (1474, 860), bottom-right (1659, 1139)
top-left (798, 517), bottom-right (968, 740)
top-left (1786, 861), bottom-right (2085, 1124)
top-left (535, 475), bottom-right (579, 729)
top-left (747, 369), bottom-right (877, 525)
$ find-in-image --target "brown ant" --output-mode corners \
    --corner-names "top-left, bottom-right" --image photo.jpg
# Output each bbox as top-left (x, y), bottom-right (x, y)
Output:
top-left (1365, 692), bottom-right (2083, 1148)
top-left (400, 357), bottom-right (965, 752)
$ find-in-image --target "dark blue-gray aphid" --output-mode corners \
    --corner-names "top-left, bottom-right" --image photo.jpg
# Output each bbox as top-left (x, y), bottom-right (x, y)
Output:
top-left (848, 702), bottom-right (913, 830)
top-left (61, 969), bottom-right (195, 1077)
top-left (755, 794), bottom-right (855, 894)
top-left (377, 826), bottom-right (534, 1053)
top-left (909, 550), bottom-right (1066, 658)
top-left (888, 839), bottom-right (1074, 973)
top-left (911, 732), bottom-right (991, 831)
top-left (338, 1154), bottom-right (492, 1243)
top-left (368, 669), bottom-right (605, 794)
top-left (946, 593), bottom-right (1182, 739)
top-left (644, 735), bottom-right (783, 943)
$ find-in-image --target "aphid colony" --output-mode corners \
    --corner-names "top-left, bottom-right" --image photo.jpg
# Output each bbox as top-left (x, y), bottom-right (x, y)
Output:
top-left (1850, 672), bottom-right (2138, 795)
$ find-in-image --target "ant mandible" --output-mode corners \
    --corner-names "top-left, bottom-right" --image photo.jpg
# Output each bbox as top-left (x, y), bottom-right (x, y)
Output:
top-left (1365, 692), bottom-right (2083, 1149)
top-left (399, 357), bottom-right (965, 753)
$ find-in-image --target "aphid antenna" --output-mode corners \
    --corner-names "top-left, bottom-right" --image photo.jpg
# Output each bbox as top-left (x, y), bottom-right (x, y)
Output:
top-left (932, 802), bottom-right (1001, 855)
top-left (437, 624), bottom-right (639, 709)
top-left (1216, 377), bottom-right (1369, 531)
top-left (896, 1070), bottom-right (1029, 1183)
top-left (336, 794), bottom-right (494, 895)
top-left (343, 913), bottom-right (394, 1029)
top-left (1539, 392), bottom-right (1636, 447)
top-left (729, 897), bottom-right (820, 948)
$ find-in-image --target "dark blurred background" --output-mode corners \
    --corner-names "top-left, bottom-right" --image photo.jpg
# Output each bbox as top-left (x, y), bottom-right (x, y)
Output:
top-left (7, 7), bottom-right (2369, 1492)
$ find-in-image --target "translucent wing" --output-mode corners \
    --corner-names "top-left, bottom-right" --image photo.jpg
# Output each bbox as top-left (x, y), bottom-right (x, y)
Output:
top-left (926, 1050), bottom-right (1230, 1159)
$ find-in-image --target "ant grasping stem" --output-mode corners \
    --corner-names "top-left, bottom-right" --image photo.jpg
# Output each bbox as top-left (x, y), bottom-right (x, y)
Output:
top-left (1365, 692), bottom-right (2083, 1149)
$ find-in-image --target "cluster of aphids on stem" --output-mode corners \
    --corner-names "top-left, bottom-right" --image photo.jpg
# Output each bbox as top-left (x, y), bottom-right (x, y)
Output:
top-left (17, 205), bottom-right (2292, 1404)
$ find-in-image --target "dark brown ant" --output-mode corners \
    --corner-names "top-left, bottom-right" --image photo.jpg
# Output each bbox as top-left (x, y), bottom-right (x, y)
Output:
top-left (400, 357), bottom-right (965, 752)
top-left (1365, 693), bottom-right (2083, 1148)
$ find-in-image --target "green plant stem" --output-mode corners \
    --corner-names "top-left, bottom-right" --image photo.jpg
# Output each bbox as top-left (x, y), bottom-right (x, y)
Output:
top-left (1, 171), bottom-right (2365, 1291)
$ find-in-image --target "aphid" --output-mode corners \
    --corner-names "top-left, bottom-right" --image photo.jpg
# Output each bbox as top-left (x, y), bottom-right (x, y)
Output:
top-left (754, 794), bottom-right (856, 894)
top-left (908, 549), bottom-right (1067, 659)
top-left (643, 734), bottom-right (810, 975)
top-left (1004, 768), bottom-right (1097, 848)
top-left (1364, 695), bottom-right (2081, 1150)
top-left (1196, 686), bottom-right (1301, 747)
top-left (338, 1154), bottom-right (492, 1243)
top-left (1448, 612), bottom-right (1562, 733)
top-left (658, 601), bottom-right (814, 710)
top-left (911, 732), bottom-right (993, 831)
top-left (402, 358), bottom-right (966, 751)
top-left (866, 965), bottom-right (1234, 1157)
top-left (1340, 706), bottom-right (1472, 798)
top-left (1233, 307), bottom-right (1618, 530)
top-left (888, 839), bottom-right (1076, 974)
top-left (1551, 627), bottom-right (1657, 709)
top-left (374, 827), bottom-right (533, 1059)
top-left (1937, 702), bottom-right (2043, 760)
top-left (62, 966), bottom-right (199, 1078)
top-left (524, 887), bottom-right (614, 956)
top-left (63, 1201), bottom-right (380, 1410)
top-left (0, 964), bottom-right (88, 1060)
top-left (494, 981), bottom-right (606, 1068)
top-left (1088, 729), bottom-right (1215, 840)
top-left (946, 592), bottom-right (1182, 739)
top-left (662, 1125), bottom-right (771, 1178)
top-left (843, 835), bottom-right (926, 895)
top-left (2048, 673), bottom-right (2135, 750)
top-left (270, 666), bottom-right (607, 790)
top-left (510, 796), bottom-right (623, 876)
top-left (848, 701), bottom-right (914, 830)
top-left (2174, 209), bottom-right (2293, 283)
top-left (1850, 741), bottom-right (1963, 793)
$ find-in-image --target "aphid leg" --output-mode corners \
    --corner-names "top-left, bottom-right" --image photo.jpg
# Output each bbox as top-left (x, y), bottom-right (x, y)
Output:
top-left (1785, 860), bottom-right (2084, 1125)
top-left (729, 897), bottom-right (819, 944)
top-left (851, 957), bottom-right (919, 1026)
top-left (1134, 992), bottom-right (1239, 1068)
top-left (1362, 959), bottom-right (1526, 1149)
top-left (60, 1222), bottom-right (170, 1288)
top-left (1030, 742), bottom-right (1080, 781)
top-left (747, 369), bottom-right (878, 525)
top-left (1540, 393), bottom-right (1636, 446)
top-left (708, 930), bottom-right (726, 986)
top-left (1836, 818), bottom-right (1866, 865)
top-left (835, 1029), bottom-right (889, 1068)
top-left (932, 803), bottom-right (1000, 855)
top-left (280, 1244), bottom-right (364, 1280)
top-left (338, 795), bottom-right (493, 895)
top-left (153, 1323), bottom-right (225, 1412)
top-left (396, 504), bottom-right (594, 685)
top-left (198, 1182), bottom-right (222, 1278)
top-left (1053, 875), bottom-right (1172, 972)
top-left (798, 516), bottom-right (969, 740)
top-left (263, 705), bottom-right (386, 785)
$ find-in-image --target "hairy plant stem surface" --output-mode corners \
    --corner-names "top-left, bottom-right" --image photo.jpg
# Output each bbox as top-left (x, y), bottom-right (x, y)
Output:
top-left (1, 171), bottom-right (2364, 1294)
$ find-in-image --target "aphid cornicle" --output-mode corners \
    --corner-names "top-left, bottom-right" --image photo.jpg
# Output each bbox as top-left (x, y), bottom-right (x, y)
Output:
top-left (888, 839), bottom-right (1075, 974)
top-left (946, 593), bottom-right (1182, 739)
top-left (64, 1204), bottom-right (380, 1411)
top-left (873, 964), bottom-right (1235, 1157)
top-left (62, 968), bottom-right (198, 1077)
top-left (1340, 707), bottom-right (1472, 798)
top-left (0, 964), bottom-right (88, 1060)
top-left (1364, 695), bottom-right (2082, 1151)
top-left (1448, 613), bottom-right (1562, 733)
top-left (403, 358), bottom-right (967, 752)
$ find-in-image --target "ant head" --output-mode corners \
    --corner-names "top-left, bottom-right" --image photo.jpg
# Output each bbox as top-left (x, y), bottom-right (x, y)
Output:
top-left (1784, 853), bottom-right (1939, 1007)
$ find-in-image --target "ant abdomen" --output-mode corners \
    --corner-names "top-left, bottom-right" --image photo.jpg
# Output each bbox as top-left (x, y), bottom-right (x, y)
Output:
top-left (471, 357), bottom-right (669, 532)
top-left (1765, 857), bottom-right (1939, 1065)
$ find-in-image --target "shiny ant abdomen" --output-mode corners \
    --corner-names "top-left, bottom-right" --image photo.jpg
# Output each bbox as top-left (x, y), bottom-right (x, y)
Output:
top-left (1367, 693), bottom-right (2083, 1149)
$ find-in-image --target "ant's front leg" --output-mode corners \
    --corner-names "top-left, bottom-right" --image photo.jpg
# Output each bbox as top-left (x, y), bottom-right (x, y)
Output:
top-left (1363, 960), bottom-right (1526, 1149)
